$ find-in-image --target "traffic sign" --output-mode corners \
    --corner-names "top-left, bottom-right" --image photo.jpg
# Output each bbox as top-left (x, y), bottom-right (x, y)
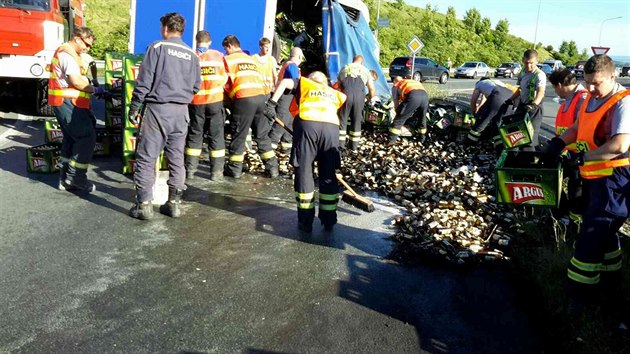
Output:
top-left (407, 37), bottom-right (424, 54)
top-left (591, 46), bottom-right (610, 55)
top-left (377, 18), bottom-right (390, 28)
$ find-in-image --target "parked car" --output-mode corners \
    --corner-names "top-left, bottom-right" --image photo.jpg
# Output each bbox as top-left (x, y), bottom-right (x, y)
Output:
top-left (454, 61), bottom-right (491, 79)
top-left (494, 62), bottom-right (522, 78)
top-left (565, 65), bottom-right (576, 74)
top-left (574, 60), bottom-right (587, 78)
top-left (542, 59), bottom-right (563, 71)
top-left (537, 63), bottom-right (553, 76)
top-left (388, 56), bottom-right (450, 84)
top-left (621, 66), bottom-right (630, 78)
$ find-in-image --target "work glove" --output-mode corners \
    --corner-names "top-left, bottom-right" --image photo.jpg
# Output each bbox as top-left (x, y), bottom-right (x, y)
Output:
top-left (544, 137), bottom-right (566, 158)
top-left (566, 151), bottom-right (585, 168)
top-left (503, 98), bottom-right (513, 107)
top-left (525, 103), bottom-right (538, 115)
top-left (128, 108), bottom-right (141, 126)
top-left (264, 99), bottom-right (278, 122)
top-left (92, 86), bottom-right (110, 99)
top-left (370, 96), bottom-right (381, 105)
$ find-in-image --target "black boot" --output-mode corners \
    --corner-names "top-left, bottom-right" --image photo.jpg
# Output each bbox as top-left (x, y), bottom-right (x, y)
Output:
top-left (57, 160), bottom-right (68, 190)
top-left (62, 163), bottom-right (95, 193)
top-left (129, 199), bottom-right (154, 220)
top-left (159, 187), bottom-right (184, 217)
top-left (185, 155), bottom-right (199, 180)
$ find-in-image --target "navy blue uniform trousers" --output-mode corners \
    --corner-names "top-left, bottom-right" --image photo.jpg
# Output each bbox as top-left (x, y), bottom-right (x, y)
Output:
top-left (134, 103), bottom-right (188, 203)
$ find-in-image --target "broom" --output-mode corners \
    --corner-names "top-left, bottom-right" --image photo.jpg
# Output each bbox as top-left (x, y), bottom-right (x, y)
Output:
top-left (272, 116), bottom-right (375, 212)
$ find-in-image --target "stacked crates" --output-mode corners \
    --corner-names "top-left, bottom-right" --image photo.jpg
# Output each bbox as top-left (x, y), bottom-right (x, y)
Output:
top-left (121, 54), bottom-right (143, 174)
top-left (104, 52), bottom-right (125, 153)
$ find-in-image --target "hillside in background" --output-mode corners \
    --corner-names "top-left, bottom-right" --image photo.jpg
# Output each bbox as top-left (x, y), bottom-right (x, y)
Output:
top-left (362, 0), bottom-right (589, 67)
top-left (85, 0), bottom-right (130, 60)
top-left (83, 0), bottom-right (588, 68)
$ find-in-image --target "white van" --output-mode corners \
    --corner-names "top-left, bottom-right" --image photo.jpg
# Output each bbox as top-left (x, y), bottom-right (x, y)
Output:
top-left (542, 60), bottom-right (563, 72)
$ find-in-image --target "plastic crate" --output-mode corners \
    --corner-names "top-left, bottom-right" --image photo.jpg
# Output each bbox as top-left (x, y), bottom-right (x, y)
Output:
top-left (363, 104), bottom-right (390, 126)
top-left (26, 144), bottom-right (60, 173)
top-left (498, 111), bottom-right (534, 148)
top-left (495, 150), bottom-right (562, 207)
top-left (44, 119), bottom-right (63, 145)
top-left (93, 128), bottom-right (111, 157)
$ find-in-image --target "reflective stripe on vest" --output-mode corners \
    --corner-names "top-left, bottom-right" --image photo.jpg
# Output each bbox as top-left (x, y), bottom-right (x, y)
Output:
top-left (528, 69), bottom-right (539, 101)
top-left (48, 43), bottom-right (91, 108)
top-left (252, 54), bottom-right (276, 95)
top-left (554, 90), bottom-right (587, 152)
top-left (192, 49), bottom-right (227, 105)
top-left (224, 51), bottom-right (265, 99)
top-left (298, 77), bottom-right (346, 125)
top-left (394, 79), bottom-right (424, 101)
top-left (576, 90), bottom-right (630, 179)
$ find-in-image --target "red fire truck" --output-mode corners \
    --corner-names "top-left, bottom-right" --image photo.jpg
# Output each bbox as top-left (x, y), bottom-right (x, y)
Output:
top-left (0, 0), bottom-right (86, 116)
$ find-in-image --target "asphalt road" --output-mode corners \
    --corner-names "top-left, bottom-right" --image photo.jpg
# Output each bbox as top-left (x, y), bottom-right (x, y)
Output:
top-left (2, 75), bottom-right (605, 353)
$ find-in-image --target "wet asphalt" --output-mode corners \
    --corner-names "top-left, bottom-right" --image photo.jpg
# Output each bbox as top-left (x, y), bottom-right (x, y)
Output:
top-left (0, 92), bottom-right (544, 353)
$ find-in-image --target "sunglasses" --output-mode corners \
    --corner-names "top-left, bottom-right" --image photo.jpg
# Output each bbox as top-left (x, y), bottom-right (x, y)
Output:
top-left (79, 37), bottom-right (93, 49)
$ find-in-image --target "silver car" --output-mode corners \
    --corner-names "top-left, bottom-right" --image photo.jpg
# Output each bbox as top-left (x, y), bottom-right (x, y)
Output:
top-left (454, 61), bottom-right (491, 79)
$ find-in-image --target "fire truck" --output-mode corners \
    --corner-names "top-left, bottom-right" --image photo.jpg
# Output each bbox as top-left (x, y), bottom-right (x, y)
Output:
top-left (0, 0), bottom-right (86, 116)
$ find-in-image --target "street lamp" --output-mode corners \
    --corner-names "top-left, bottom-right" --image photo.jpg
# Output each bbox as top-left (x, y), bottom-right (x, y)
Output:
top-left (599, 16), bottom-right (623, 46)
top-left (532, 0), bottom-right (542, 47)
top-left (375, 0), bottom-right (382, 39)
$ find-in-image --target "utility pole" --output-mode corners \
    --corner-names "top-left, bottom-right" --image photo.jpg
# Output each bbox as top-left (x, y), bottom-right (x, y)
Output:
top-left (599, 16), bottom-right (623, 46)
top-left (375, 0), bottom-right (382, 39)
top-left (532, 0), bottom-right (541, 48)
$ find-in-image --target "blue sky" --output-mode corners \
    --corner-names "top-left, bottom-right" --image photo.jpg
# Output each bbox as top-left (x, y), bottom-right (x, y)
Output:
top-left (404, 0), bottom-right (630, 57)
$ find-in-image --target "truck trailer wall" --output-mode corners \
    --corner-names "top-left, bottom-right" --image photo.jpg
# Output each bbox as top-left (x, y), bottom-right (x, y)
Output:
top-left (129, 0), bottom-right (201, 53)
top-left (323, 0), bottom-right (389, 99)
top-left (204, 0), bottom-right (276, 54)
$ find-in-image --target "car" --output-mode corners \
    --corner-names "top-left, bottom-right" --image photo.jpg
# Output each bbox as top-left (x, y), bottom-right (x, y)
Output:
top-left (565, 65), bottom-right (576, 75)
top-left (621, 66), bottom-right (630, 78)
top-left (536, 63), bottom-right (553, 76)
top-left (574, 60), bottom-right (587, 78)
top-left (388, 56), bottom-right (450, 84)
top-left (454, 61), bottom-right (491, 79)
top-left (494, 62), bottom-right (522, 78)
top-left (542, 59), bottom-right (563, 71)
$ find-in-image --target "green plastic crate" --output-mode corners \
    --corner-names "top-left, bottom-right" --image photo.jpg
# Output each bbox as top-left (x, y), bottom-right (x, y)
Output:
top-left (498, 112), bottom-right (534, 148)
top-left (495, 150), bottom-right (562, 207)
top-left (26, 144), bottom-right (60, 173)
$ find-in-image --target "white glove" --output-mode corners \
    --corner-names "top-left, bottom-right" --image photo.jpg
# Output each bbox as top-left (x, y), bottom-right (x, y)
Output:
top-left (370, 96), bottom-right (381, 105)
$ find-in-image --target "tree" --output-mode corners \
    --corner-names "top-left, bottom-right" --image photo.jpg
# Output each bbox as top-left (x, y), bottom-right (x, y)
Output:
top-left (463, 8), bottom-right (481, 32)
top-left (494, 19), bottom-right (509, 49)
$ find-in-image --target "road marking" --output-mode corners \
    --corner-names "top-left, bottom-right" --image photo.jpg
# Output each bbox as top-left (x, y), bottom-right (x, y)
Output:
top-left (0, 114), bottom-right (33, 149)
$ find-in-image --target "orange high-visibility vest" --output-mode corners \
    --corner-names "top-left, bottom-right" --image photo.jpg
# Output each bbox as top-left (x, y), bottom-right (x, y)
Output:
top-left (192, 49), bottom-right (227, 105)
top-left (223, 51), bottom-right (265, 99)
top-left (252, 54), bottom-right (276, 95)
top-left (555, 90), bottom-right (587, 152)
top-left (297, 77), bottom-right (346, 125)
top-left (576, 90), bottom-right (630, 179)
top-left (394, 79), bottom-right (424, 102)
top-left (48, 43), bottom-right (91, 108)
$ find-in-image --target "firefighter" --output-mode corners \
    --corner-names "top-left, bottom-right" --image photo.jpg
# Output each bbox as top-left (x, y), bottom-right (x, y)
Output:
top-left (268, 47), bottom-right (304, 153)
top-left (506, 49), bottom-right (546, 151)
top-left (548, 68), bottom-right (587, 224)
top-left (389, 76), bottom-right (429, 144)
top-left (184, 30), bottom-right (228, 181)
top-left (223, 35), bottom-right (279, 179)
top-left (264, 71), bottom-right (346, 232)
top-left (128, 13), bottom-right (201, 220)
top-left (337, 55), bottom-right (378, 151)
top-left (251, 37), bottom-right (278, 98)
top-left (49, 26), bottom-right (106, 193)
top-left (466, 78), bottom-right (516, 144)
top-left (545, 55), bottom-right (630, 330)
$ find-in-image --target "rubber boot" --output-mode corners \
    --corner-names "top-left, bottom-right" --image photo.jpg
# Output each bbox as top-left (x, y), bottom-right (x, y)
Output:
top-left (209, 157), bottom-right (225, 181)
top-left (159, 187), bottom-right (183, 218)
top-left (57, 160), bottom-right (68, 190)
top-left (224, 162), bottom-right (243, 179)
top-left (129, 199), bottom-right (154, 220)
top-left (185, 155), bottom-right (199, 180)
top-left (263, 156), bottom-right (279, 178)
top-left (63, 163), bottom-right (95, 193)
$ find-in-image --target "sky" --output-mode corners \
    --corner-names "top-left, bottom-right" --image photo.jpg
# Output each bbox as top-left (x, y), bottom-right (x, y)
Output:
top-left (404, 0), bottom-right (630, 58)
